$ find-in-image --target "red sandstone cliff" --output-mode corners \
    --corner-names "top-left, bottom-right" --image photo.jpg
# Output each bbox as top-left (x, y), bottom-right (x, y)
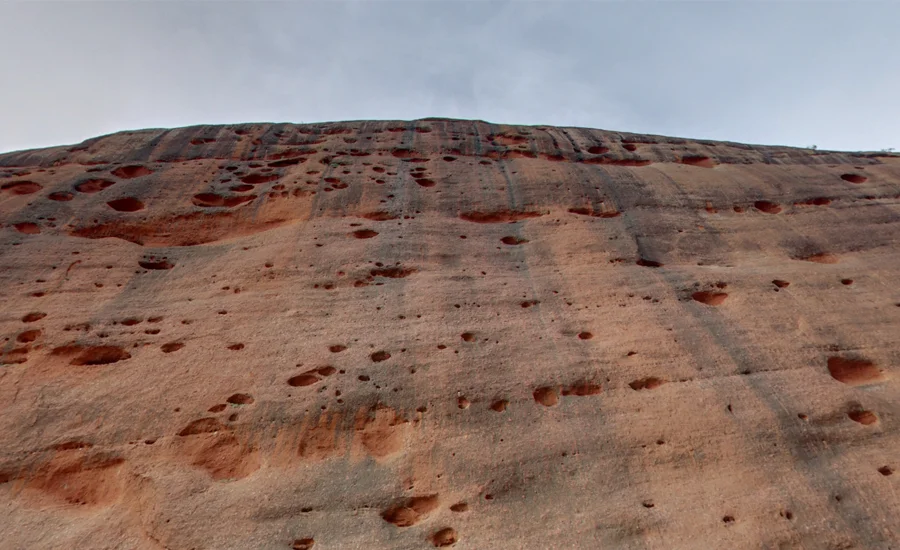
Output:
top-left (0, 119), bottom-right (898, 549)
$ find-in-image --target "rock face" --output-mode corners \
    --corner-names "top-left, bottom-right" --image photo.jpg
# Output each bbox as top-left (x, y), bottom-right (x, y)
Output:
top-left (0, 119), bottom-right (898, 549)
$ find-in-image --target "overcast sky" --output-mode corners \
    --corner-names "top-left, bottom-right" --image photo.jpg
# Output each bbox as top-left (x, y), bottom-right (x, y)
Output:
top-left (1, 1), bottom-right (897, 154)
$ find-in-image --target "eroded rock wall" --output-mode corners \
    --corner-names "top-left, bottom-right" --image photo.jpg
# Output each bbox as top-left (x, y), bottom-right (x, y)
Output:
top-left (1, 119), bottom-right (898, 549)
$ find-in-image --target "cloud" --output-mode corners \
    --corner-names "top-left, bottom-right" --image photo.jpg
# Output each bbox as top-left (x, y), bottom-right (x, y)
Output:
top-left (0, 1), bottom-right (897, 153)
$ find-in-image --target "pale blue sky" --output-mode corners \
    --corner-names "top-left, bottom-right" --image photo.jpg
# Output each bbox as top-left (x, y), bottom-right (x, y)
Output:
top-left (1, 1), bottom-right (897, 154)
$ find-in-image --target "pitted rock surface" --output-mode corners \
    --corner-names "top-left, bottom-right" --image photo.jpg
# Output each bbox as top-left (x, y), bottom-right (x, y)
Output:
top-left (1, 119), bottom-right (899, 549)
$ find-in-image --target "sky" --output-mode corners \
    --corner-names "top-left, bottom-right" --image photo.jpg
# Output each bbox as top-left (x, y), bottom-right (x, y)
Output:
top-left (0, 1), bottom-right (898, 154)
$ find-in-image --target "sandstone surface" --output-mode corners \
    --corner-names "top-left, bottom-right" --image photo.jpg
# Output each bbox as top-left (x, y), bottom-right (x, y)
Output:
top-left (0, 119), bottom-right (898, 549)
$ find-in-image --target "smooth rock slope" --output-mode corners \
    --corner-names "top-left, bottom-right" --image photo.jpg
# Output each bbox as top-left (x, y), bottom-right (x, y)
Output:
top-left (0, 119), bottom-right (898, 549)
